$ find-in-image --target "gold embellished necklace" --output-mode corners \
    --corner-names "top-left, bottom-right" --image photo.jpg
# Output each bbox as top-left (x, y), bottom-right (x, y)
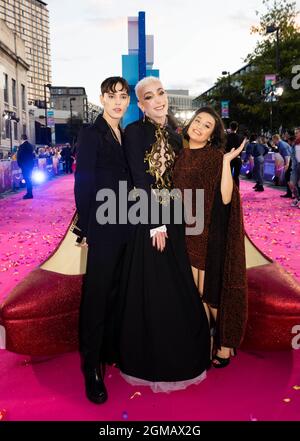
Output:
top-left (145, 115), bottom-right (168, 128)
top-left (144, 120), bottom-right (175, 198)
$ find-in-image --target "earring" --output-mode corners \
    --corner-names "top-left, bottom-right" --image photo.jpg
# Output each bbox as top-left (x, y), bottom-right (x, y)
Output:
top-left (143, 113), bottom-right (146, 123)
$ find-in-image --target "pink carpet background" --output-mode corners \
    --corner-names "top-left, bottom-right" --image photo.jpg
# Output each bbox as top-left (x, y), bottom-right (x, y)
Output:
top-left (0, 176), bottom-right (300, 421)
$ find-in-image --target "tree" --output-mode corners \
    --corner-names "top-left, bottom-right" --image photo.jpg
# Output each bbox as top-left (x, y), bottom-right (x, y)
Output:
top-left (195, 0), bottom-right (300, 132)
top-left (198, 77), bottom-right (252, 130)
top-left (243, 0), bottom-right (300, 131)
top-left (249, 0), bottom-right (299, 57)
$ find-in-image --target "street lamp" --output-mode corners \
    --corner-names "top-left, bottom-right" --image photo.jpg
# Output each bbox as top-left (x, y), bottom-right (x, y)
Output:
top-left (70, 97), bottom-right (76, 146)
top-left (267, 86), bottom-right (283, 134)
top-left (266, 25), bottom-right (280, 77)
top-left (265, 25), bottom-right (282, 133)
top-left (221, 71), bottom-right (231, 125)
top-left (222, 71), bottom-right (231, 89)
top-left (274, 86), bottom-right (284, 97)
top-left (3, 110), bottom-right (20, 155)
top-left (43, 83), bottom-right (52, 127)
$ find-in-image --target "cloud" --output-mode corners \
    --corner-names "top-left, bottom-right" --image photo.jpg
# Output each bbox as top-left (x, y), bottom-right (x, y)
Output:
top-left (167, 77), bottom-right (211, 89)
top-left (229, 10), bottom-right (258, 29)
top-left (84, 0), bottom-right (114, 10)
top-left (193, 76), bottom-right (215, 86)
top-left (164, 76), bottom-right (215, 97)
top-left (86, 16), bottom-right (126, 30)
top-left (55, 55), bottom-right (91, 62)
top-left (47, 0), bottom-right (269, 104)
top-left (189, 79), bottom-right (216, 97)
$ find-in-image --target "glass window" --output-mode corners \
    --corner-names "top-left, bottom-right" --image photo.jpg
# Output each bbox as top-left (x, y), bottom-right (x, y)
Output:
top-left (3, 73), bottom-right (9, 103)
top-left (14, 121), bottom-right (18, 140)
top-left (69, 88), bottom-right (84, 96)
top-left (5, 118), bottom-right (10, 139)
top-left (21, 84), bottom-right (26, 110)
top-left (12, 79), bottom-right (17, 107)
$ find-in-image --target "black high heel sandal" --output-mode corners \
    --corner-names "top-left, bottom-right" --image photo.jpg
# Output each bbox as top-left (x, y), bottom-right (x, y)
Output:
top-left (212, 348), bottom-right (236, 368)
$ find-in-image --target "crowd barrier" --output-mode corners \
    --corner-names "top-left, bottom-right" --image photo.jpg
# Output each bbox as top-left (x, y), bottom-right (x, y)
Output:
top-left (240, 152), bottom-right (286, 184)
top-left (0, 157), bottom-right (65, 194)
top-left (0, 152), bottom-right (286, 195)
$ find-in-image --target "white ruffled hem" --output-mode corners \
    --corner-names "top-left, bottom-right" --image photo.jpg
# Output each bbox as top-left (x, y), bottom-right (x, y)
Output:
top-left (120, 370), bottom-right (207, 393)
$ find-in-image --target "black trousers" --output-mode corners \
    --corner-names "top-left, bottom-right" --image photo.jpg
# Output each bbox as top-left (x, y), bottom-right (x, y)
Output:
top-left (79, 240), bottom-right (127, 368)
top-left (22, 167), bottom-right (33, 196)
top-left (231, 157), bottom-right (242, 188)
top-left (285, 162), bottom-right (292, 196)
top-left (65, 158), bottom-right (73, 173)
top-left (253, 157), bottom-right (264, 186)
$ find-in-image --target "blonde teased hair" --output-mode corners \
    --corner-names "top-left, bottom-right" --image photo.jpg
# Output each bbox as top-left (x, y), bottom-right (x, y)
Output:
top-left (135, 76), bottom-right (163, 101)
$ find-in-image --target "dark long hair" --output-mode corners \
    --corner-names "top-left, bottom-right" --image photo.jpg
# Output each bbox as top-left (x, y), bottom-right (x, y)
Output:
top-left (182, 106), bottom-right (226, 150)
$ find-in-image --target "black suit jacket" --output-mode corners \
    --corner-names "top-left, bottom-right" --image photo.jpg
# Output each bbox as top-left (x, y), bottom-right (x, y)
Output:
top-left (225, 132), bottom-right (243, 153)
top-left (74, 115), bottom-right (132, 245)
top-left (17, 141), bottom-right (34, 170)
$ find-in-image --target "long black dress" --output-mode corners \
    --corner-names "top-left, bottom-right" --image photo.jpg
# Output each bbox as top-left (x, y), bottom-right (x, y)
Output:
top-left (118, 117), bottom-right (210, 392)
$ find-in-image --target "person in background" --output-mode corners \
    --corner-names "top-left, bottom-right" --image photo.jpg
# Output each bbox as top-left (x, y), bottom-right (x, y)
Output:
top-left (272, 134), bottom-right (292, 198)
top-left (62, 143), bottom-right (73, 174)
top-left (226, 121), bottom-right (243, 188)
top-left (244, 134), bottom-right (269, 192)
top-left (17, 134), bottom-right (35, 200)
top-left (290, 128), bottom-right (300, 208)
top-left (52, 147), bottom-right (61, 175)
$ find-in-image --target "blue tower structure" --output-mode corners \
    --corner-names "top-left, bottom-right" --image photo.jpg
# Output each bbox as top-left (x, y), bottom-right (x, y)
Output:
top-left (122, 11), bottom-right (159, 127)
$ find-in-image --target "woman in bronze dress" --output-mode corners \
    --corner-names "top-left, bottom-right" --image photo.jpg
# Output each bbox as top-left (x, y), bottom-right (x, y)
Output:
top-left (173, 107), bottom-right (248, 368)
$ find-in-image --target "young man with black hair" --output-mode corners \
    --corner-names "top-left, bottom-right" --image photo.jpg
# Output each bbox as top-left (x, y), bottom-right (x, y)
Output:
top-left (75, 77), bottom-right (131, 404)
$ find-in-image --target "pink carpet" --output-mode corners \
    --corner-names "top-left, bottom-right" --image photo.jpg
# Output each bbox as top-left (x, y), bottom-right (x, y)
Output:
top-left (0, 176), bottom-right (300, 421)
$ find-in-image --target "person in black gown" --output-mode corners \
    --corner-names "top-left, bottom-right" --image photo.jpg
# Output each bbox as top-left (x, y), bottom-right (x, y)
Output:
top-left (118, 77), bottom-right (210, 392)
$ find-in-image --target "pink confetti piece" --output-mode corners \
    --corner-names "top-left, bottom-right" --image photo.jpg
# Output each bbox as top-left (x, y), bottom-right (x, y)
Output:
top-left (130, 392), bottom-right (142, 400)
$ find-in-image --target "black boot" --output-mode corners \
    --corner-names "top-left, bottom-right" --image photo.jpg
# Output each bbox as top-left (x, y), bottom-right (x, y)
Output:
top-left (280, 193), bottom-right (292, 198)
top-left (83, 366), bottom-right (108, 404)
top-left (23, 193), bottom-right (33, 199)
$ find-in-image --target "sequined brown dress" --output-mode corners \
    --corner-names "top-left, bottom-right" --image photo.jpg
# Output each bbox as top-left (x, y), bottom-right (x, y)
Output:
top-left (173, 144), bottom-right (227, 272)
top-left (173, 144), bottom-right (248, 348)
